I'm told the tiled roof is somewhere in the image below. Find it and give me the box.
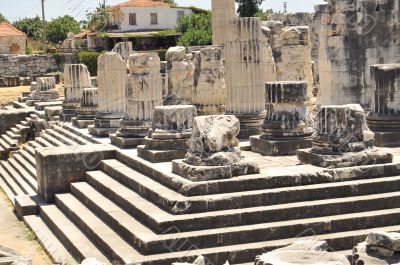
[75,30,92,39]
[0,22,26,37]
[110,0,170,10]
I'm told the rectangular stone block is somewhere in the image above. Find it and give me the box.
[15,195,44,219]
[0,109,33,134]
[137,146,187,163]
[109,134,145,149]
[250,135,312,156]
[36,144,117,202]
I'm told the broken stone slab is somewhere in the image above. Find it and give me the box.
[297,148,393,168]
[128,52,160,74]
[111,41,133,62]
[353,241,400,265]
[255,240,349,265]
[172,159,260,181]
[367,232,400,251]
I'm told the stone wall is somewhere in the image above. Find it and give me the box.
[314,0,400,106]
[0,54,70,78]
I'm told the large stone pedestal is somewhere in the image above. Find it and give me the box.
[367,64,400,147]
[298,104,392,168]
[88,113,122,137]
[72,87,98,128]
[137,105,196,162]
[251,81,313,156]
[111,52,163,148]
[172,115,260,181]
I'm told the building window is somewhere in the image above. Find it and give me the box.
[177,11,185,22]
[150,13,158,25]
[129,13,137,25]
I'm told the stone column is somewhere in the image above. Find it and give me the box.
[224,17,267,139]
[297,104,392,168]
[30,77,59,103]
[192,46,226,115]
[137,105,197,162]
[110,52,163,148]
[72,87,98,129]
[212,0,235,45]
[250,81,313,156]
[111,41,133,62]
[164,46,195,105]
[61,64,91,121]
[88,52,127,137]
[367,64,400,146]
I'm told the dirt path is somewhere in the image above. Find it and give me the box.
[0,86,30,108]
[0,189,53,265]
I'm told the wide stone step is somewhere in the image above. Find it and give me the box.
[28,140,43,149]
[14,153,36,177]
[84,171,400,233]
[116,151,400,196]
[24,215,77,265]
[15,124,29,131]
[52,125,91,145]
[101,159,400,214]
[7,158,37,193]
[10,127,21,135]
[34,137,55,148]
[44,129,78,146]
[62,179,400,254]
[18,149,36,167]
[40,205,109,264]
[0,161,36,196]
[55,194,143,264]
[6,130,20,139]
[59,123,99,144]
[1,134,18,147]
[0,165,25,202]
[41,132,66,147]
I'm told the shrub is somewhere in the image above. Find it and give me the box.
[25,46,33,55]
[176,13,211,47]
[76,51,101,76]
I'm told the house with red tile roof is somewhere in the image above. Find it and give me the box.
[108,0,192,32]
[0,22,27,54]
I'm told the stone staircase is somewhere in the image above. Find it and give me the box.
[25,149,400,265]
[0,122,98,205]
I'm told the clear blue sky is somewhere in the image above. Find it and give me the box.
[0,0,325,22]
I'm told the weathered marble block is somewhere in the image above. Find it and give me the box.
[72,87,98,129]
[61,64,92,121]
[88,52,127,137]
[164,46,195,105]
[192,46,226,115]
[251,81,313,156]
[110,52,162,148]
[298,104,393,168]
[368,64,400,146]
[173,115,259,181]
[31,77,59,102]
[137,105,197,162]
[212,0,235,45]
[111,41,133,62]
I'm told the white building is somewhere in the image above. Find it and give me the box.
[108,0,193,32]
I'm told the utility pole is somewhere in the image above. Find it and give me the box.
[41,0,47,53]
[283,1,288,13]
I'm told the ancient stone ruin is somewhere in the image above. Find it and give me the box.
[60,64,92,121]
[110,52,163,148]
[3,0,400,265]
[137,105,197,162]
[251,81,313,156]
[88,52,127,137]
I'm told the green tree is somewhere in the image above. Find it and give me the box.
[235,0,265,17]
[0,13,8,23]
[13,16,43,40]
[255,8,274,21]
[47,15,81,43]
[177,12,211,47]
[83,3,110,31]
